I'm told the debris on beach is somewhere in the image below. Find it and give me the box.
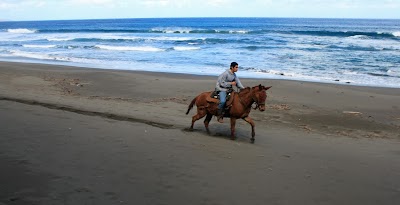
[343,111,362,115]
[298,124,312,132]
[270,104,291,110]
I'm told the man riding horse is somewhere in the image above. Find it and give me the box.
[215,62,245,123]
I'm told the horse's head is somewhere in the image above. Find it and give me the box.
[252,84,272,111]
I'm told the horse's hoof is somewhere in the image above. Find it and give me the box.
[230,137,236,140]
[250,138,255,143]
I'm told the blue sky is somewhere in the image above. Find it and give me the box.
[1,0,400,21]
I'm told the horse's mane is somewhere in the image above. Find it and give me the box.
[238,87,251,98]
[240,87,251,93]
[238,85,268,96]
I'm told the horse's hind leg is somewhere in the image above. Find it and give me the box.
[230,118,237,140]
[190,109,207,130]
[243,116,256,143]
[203,114,213,134]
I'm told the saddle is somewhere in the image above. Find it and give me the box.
[206,90,236,108]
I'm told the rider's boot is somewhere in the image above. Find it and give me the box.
[217,109,224,123]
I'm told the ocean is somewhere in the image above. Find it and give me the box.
[0,18,399,88]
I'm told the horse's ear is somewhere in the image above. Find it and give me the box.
[258,84,262,90]
[264,86,272,90]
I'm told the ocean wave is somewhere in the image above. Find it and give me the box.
[327,45,381,52]
[7,28,37,34]
[23,44,57,48]
[151,27,193,34]
[348,35,370,39]
[47,37,75,41]
[148,36,198,41]
[9,50,72,61]
[38,29,146,33]
[46,36,202,43]
[7,49,109,66]
[242,45,274,50]
[228,30,249,34]
[387,69,400,77]
[173,46,200,51]
[95,45,165,52]
[150,27,231,34]
[33,27,254,35]
[367,72,399,78]
[289,30,399,39]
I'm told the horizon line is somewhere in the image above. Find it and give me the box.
[2,16,400,22]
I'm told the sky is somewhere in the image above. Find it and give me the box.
[1,0,400,21]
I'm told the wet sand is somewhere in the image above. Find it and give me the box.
[1,61,400,205]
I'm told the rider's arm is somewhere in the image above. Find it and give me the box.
[235,76,245,89]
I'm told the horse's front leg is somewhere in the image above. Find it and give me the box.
[243,116,255,143]
[230,118,237,140]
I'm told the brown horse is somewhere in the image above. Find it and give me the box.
[186,84,271,143]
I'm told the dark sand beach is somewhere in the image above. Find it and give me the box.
[1,61,400,205]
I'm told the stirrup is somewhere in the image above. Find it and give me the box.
[217,116,224,123]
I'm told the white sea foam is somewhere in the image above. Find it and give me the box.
[7,28,36,34]
[8,50,102,65]
[348,35,369,39]
[151,27,192,34]
[102,35,140,40]
[95,45,164,52]
[387,69,399,77]
[9,50,70,61]
[148,36,193,41]
[47,37,74,41]
[393,31,400,37]
[23,44,56,48]
[229,30,248,34]
[173,46,200,51]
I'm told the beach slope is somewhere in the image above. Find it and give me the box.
[1,61,400,205]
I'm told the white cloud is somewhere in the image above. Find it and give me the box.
[207,0,230,7]
[140,0,170,7]
[66,0,118,7]
[0,0,45,9]
[139,0,192,8]
[0,2,16,9]
[67,0,114,4]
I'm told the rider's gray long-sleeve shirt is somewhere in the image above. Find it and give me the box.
[215,69,245,92]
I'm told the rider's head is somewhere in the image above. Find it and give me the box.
[230,62,238,72]
[230,62,238,69]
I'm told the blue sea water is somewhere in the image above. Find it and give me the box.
[0,18,399,88]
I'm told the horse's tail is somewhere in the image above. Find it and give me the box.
[186,96,197,115]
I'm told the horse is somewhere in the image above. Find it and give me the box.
[186,84,271,143]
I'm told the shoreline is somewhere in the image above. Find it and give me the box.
[2,60,400,89]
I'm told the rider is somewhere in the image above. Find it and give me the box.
[215,62,245,123]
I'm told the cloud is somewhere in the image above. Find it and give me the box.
[206,0,230,7]
[0,2,15,9]
[67,0,114,4]
[0,0,45,9]
[139,0,192,8]
[66,0,118,7]
[140,0,170,7]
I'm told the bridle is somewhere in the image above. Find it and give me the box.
[251,89,265,110]
[238,87,265,110]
